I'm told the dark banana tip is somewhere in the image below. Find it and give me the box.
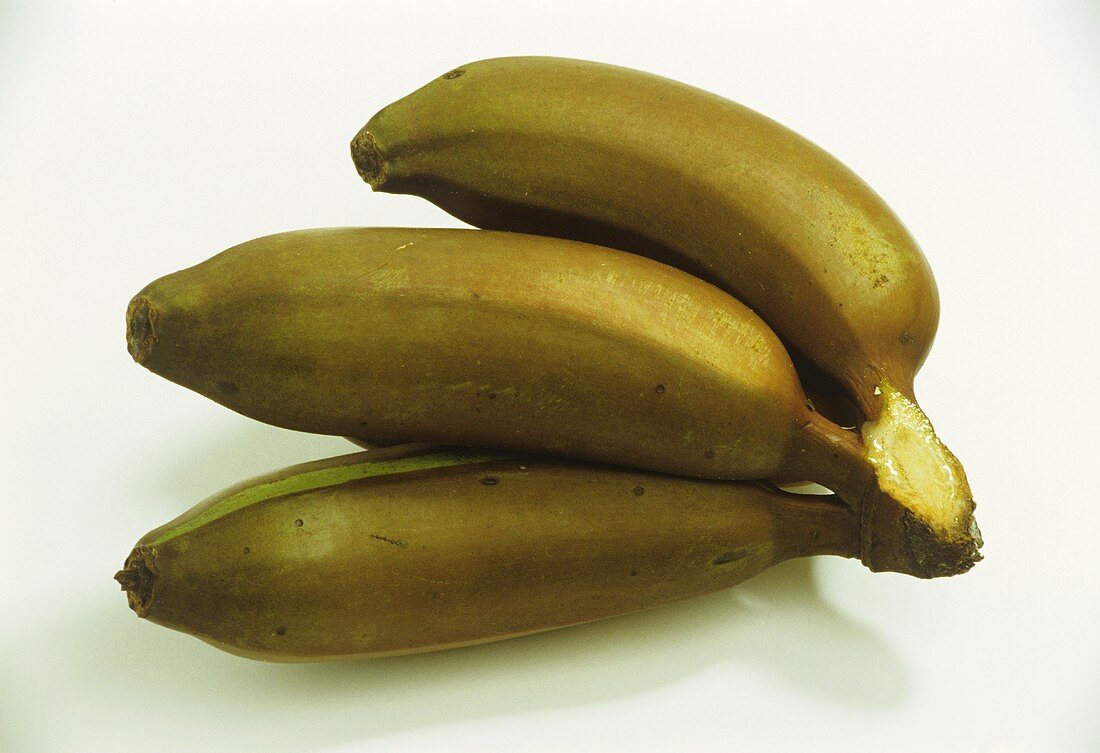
[115,548,156,616]
[125,295,158,364]
[350,127,387,188]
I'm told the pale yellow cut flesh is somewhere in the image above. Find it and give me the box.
[862,381,976,543]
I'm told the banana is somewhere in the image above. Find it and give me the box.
[115,445,858,661]
[127,227,979,576]
[350,57,935,424]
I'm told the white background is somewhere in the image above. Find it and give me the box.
[2,1,1097,751]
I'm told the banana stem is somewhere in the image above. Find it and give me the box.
[786,411,876,506]
[847,367,917,423]
[767,489,861,561]
[785,410,979,578]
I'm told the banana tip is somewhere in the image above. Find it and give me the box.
[115,547,156,616]
[350,127,387,188]
[126,295,158,364]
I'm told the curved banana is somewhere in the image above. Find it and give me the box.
[116,445,858,660]
[127,227,978,576]
[351,56,934,423]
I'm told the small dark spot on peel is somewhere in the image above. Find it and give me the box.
[275,626,286,636]
[216,380,240,396]
[370,533,405,548]
[632,486,645,496]
[489,392,497,400]
[654,384,666,394]
[471,292,480,300]
[630,568,638,576]
[704,449,716,460]
[294,519,303,528]
[480,476,500,486]
[899,332,915,344]
[442,68,465,80]
[242,546,251,554]
[712,551,742,565]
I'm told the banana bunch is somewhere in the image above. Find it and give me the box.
[117,57,981,662]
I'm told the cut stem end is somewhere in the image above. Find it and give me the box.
[861,493,982,577]
[859,379,982,577]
